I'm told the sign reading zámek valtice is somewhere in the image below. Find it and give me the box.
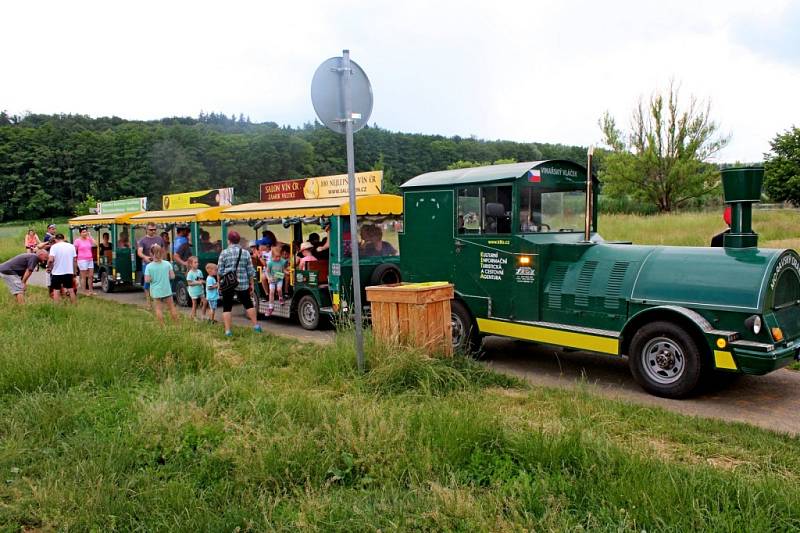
[162,188,234,210]
[260,171,382,202]
[96,197,147,215]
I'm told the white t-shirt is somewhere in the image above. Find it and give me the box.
[49,241,77,275]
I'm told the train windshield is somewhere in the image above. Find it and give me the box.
[519,187,585,233]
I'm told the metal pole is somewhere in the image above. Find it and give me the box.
[584,145,594,241]
[341,50,366,372]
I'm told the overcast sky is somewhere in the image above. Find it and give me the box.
[3,0,798,162]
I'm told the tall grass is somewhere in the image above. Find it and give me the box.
[1,287,799,530]
[600,209,800,247]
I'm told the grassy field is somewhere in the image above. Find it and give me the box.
[1,289,799,530]
[601,208,800,248]
[0,218,67,263]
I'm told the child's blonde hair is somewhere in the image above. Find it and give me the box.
[205,262,217,274]
[188,255,199,267]
[150,243,165,261]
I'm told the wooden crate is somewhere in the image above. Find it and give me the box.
[366,282,454,356]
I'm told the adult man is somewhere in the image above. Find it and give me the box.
[42,224,57,248]
[0,249,49,303]
[217,230,261,337]
[359,224,397,257]
[315,220,331,260]
[173,226,189,254]
[172,226,192,268]
[137,223,165,306]
[47,234,77,304]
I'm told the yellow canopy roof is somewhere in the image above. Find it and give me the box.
[219,194,402,221]
[68,212,142,226]
[129,206,225,224]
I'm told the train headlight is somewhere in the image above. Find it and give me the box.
[744,315,762,334]
[518,255,532,266]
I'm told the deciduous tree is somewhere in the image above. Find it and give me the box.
[764,126,800,205]
[599,83,729,212]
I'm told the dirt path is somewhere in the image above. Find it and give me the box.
[483,337,800,436]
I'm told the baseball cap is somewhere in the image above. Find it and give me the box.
[300,241,314,251]
[48,224,56,229]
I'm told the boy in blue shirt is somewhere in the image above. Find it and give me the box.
[205,262,219,322]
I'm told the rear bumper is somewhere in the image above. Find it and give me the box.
[732,340,800,375]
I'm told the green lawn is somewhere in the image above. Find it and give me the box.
[0,289,799,530]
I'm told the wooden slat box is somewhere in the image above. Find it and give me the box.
[366,282,454,356]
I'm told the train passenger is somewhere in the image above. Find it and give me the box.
[315,220,331,260]
[360,224,397,257]
[297,242,317,269]
[99,232,113,260]
[199,230,214,252]
[265,244,287,315]
[256,230,276,248]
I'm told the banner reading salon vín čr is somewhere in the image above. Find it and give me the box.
[96,197,147,215]
[260,171,382,202]
[162,188,234,210]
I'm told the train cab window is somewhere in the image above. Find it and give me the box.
[457,187,481,234]
[520,186,586,233]
[457,185,512,234]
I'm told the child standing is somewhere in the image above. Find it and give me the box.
[205,262,219,322]
[265,244,287,316]
[143,244,178,325]
[280,243,292,300]
[186,256,205,320]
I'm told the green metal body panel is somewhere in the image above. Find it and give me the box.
[226,212,401,325]
[400,161,800,376]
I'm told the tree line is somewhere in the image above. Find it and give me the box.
[0,111,586,221]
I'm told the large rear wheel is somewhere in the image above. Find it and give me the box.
[628,321,705,398]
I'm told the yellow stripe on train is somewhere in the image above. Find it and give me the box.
[476,318,619,355]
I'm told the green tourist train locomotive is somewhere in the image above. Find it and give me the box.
[399,162,800,398]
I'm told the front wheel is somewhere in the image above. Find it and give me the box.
[100,271,114,293]
[628,321,706,399]
[451,300,480,355]
[297,294,321,330]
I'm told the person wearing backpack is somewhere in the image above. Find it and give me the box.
[217,230,262,337]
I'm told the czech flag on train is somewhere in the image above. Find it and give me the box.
[527,169,541,182]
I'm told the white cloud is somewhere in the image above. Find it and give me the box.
[2,0,798,161]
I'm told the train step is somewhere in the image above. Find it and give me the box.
[258,298,291,319]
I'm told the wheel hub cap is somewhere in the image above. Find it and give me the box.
[451,313,464,347]
[642,337,685,385]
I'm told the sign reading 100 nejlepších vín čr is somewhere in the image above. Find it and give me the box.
[260,171,382,202]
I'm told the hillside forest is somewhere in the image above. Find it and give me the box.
[0,112,588,221]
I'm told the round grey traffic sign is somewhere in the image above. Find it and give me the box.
[311,56,373,134]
